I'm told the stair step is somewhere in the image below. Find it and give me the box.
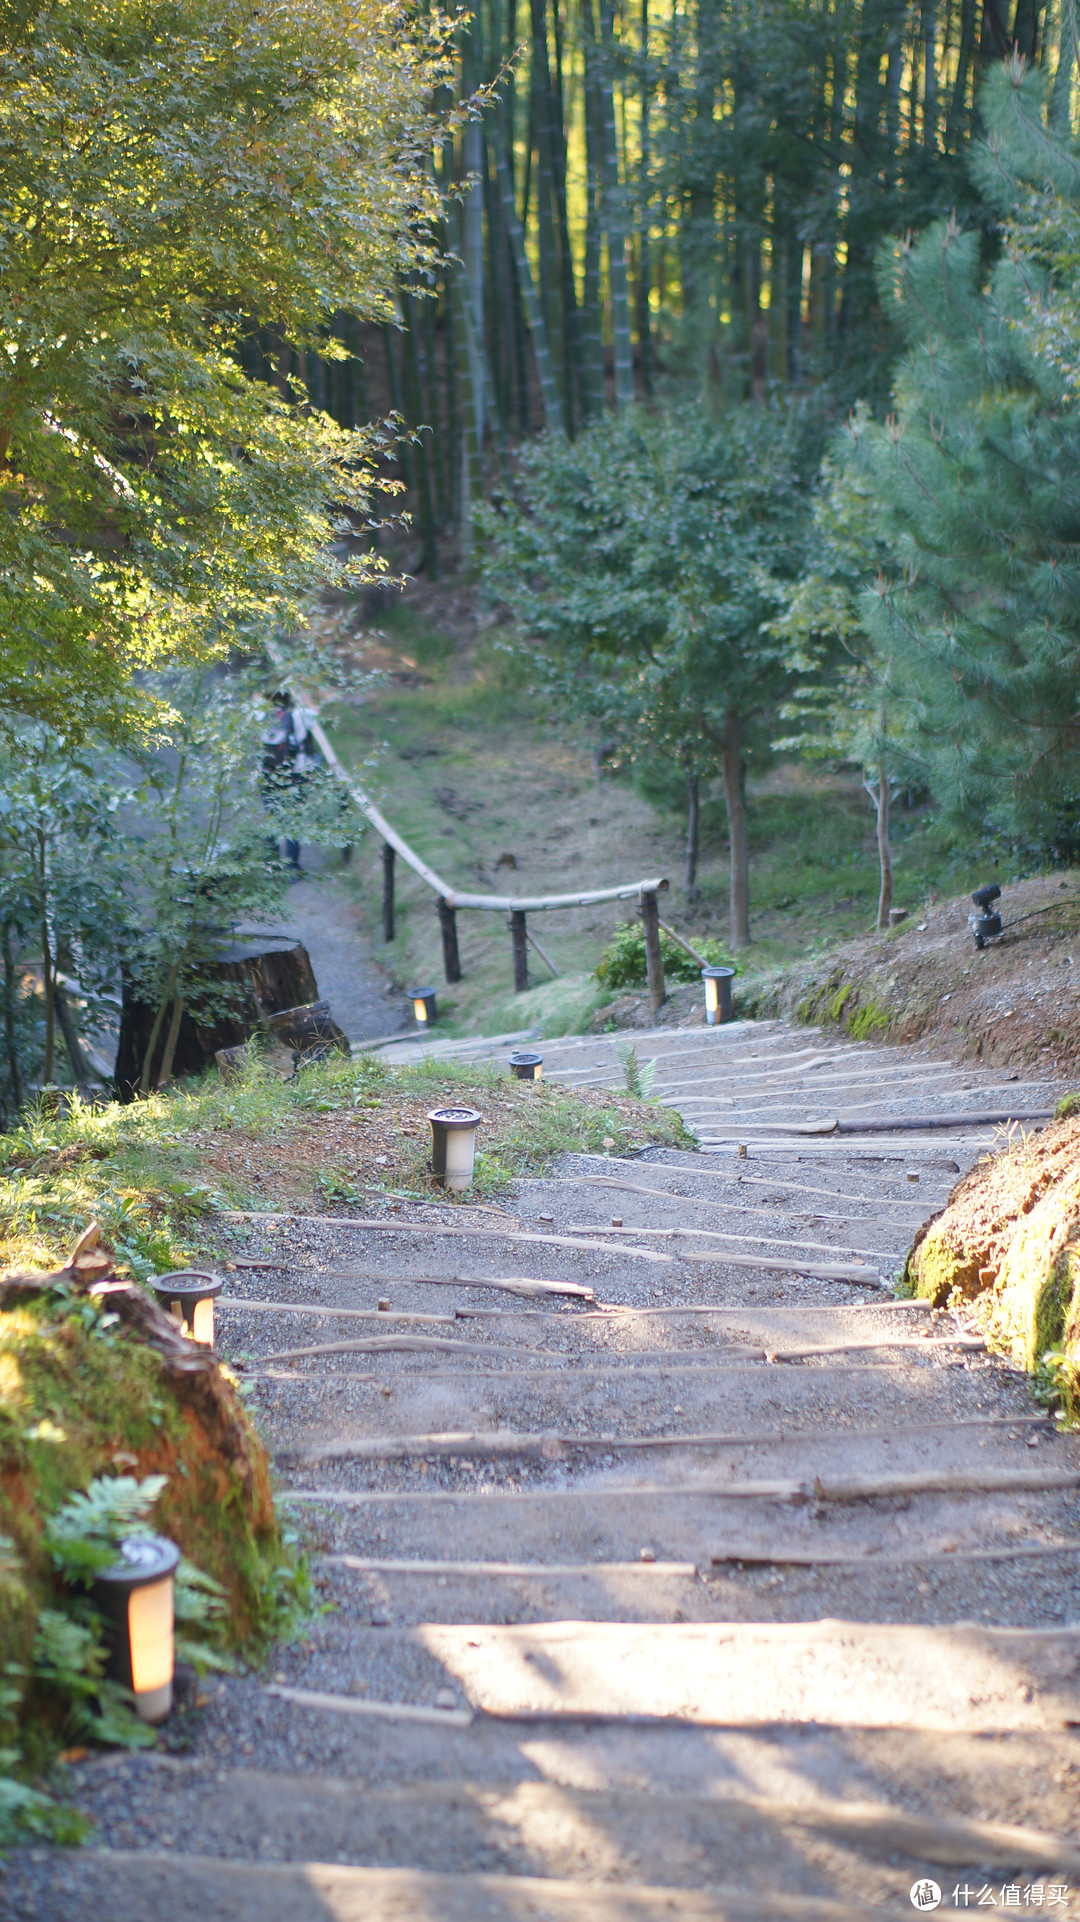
[289,1619,1080,1730]
[54,1851,879,1920]
[75,1774,1080,1880]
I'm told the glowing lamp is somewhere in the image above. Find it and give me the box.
[410,987,438,1027]
[428,1106,483,1192]
[92,1535,180,1724]
[701,965,735,1026]
[508,1051,543,1082]
[152,1269,223,1347]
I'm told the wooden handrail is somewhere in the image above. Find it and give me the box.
[302,706,667,914]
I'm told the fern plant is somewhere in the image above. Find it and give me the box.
[616,1041,658,1100]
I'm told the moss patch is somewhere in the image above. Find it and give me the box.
[0,1240,290,1765]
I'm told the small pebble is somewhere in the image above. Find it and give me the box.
[377,1298,390,1312]
[640,1547,656,1563]
[611,1216,623,1227]
[370,1608,392,1627]
[434,1688,457,1709]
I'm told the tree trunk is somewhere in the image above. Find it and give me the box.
[41,920,55,1087]
[581,0,606,416]
[2,922,22,1111]
[599,0,634,410]
[720,711,750,950]
[157,995,185,1090]
[54,987,95,1088]
[450,269,482,564]
[636,0,653,395]
[685,772,700,897]
[921,0,938,146]
[872,760,894,932]
[494,141,566,434]
[400,289,439,577]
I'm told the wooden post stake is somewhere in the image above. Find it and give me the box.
[439,898,462,984]
[381,842,395,942]
[640,887,666,1020]
[511,910,529,992]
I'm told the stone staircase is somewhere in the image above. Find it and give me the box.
[8,1019,1080,1919]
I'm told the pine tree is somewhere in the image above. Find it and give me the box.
[837,63,1080,850]
[478,401,817,946]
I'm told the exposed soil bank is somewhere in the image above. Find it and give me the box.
[780,872,1080,1072]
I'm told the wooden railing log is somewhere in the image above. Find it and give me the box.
[381,841,395,943]
[511,910,529,993]
[641,887,666,1019]
[439,899,462,984]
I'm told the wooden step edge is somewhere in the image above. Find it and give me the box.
[319,1555,700,1576]
[264,1684,473,1727]
[276,1409,1047,1464]
[280,1466,1080,1507]
[710,1538,1080,1569]
[74,1852,867,1920]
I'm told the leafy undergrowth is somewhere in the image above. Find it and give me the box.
[0,1238,301,1846]
[0,1048,694,1278]
[903,1113,1080,1422]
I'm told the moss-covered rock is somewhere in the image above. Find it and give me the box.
[904,1117,1080,1418]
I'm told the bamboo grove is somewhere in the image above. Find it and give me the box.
[236,0,1076,570]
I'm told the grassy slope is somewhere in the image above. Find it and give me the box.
[321,591,986,1036]
[0,1050,692,1280]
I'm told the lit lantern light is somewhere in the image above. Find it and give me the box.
[701,965,736,1026]
[508,1050,543,1082]
[152,1269,224,1347]
[92,1535,181,1724]
[428,1105,483,1192]
[410,986,438,1027]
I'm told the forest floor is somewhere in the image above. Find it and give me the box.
[312,577,1056,1052]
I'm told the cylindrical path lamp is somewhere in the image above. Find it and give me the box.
[410,987,438,1027]
[92,1535,181,1724]
[428,1106,483,1191]
[508,1051,543,1082]
[701,965,736,1026]
[152,1270,224,1347]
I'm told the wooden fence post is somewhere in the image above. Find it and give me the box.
[439,898,462,983]
[640,887,666,1020]
[381,842,395,942]
[510,910,529,992]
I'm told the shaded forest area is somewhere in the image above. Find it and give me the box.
[249,0,1071,567]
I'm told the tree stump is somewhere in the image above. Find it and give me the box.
[114,935,335,1099]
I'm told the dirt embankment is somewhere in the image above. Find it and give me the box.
[781,872,1080,1073]
[905,1115,1080,1419]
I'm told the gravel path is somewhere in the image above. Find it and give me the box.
[6,1020,1080,1919]
[260,851,409,1044]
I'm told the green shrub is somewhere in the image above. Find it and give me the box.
[593,922,731,990]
